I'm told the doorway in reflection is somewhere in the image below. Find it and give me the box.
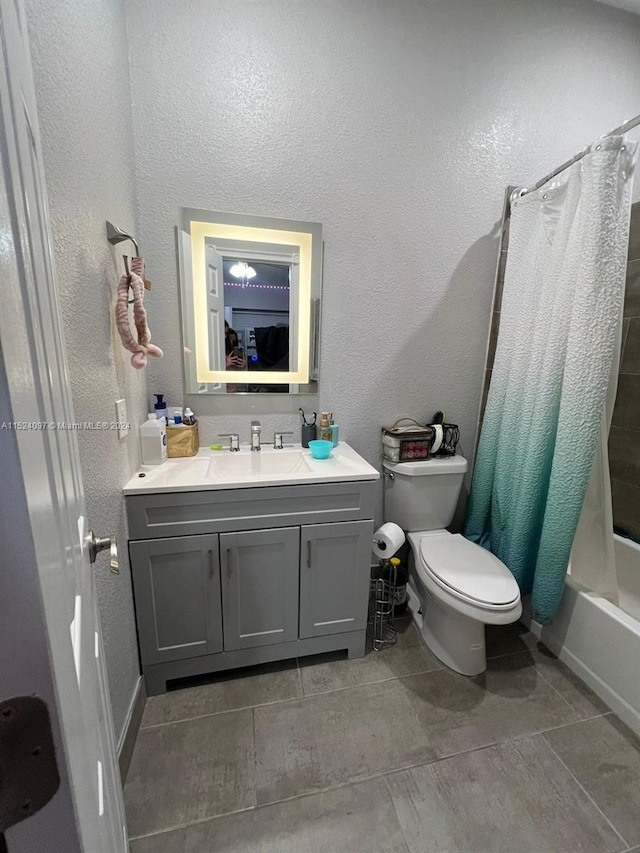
[223,259,291,393]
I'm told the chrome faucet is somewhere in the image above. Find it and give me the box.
[219,433,240,452]
[273,431,294,450]
[250,420,262,451]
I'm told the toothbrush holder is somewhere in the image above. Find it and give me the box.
[301,423,316,448]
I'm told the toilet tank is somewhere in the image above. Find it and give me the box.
[383,455,468,532]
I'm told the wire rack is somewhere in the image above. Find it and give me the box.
[369,561,398,651]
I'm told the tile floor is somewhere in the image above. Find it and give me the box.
[125,620,640,852]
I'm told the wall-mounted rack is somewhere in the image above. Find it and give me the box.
[106,221,139,276]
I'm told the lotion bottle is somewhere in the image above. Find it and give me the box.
[318,411,332,442]
[330,413,339,447]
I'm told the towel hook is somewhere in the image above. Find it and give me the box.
[107,220,140,275]
[107,220,142,301]
[106,220,139,256]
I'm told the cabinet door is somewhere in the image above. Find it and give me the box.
[220,527,299,651]
[130,534,222,665]
[300,521,373,639]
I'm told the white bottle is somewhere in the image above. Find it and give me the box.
[140,413,167,465]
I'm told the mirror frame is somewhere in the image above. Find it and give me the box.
[178,208,322,395]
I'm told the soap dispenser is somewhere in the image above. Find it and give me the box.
[154,393,168,422]
[318,411,332,442]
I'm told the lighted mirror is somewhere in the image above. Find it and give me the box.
[178,209,322,395]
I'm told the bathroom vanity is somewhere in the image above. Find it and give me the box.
[123,443,379,694]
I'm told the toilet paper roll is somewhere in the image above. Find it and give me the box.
[372,522,405,559]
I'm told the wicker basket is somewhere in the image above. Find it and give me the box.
[166,422,199,457]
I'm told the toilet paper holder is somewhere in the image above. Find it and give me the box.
[369,522,406,650]
[369,561,399,651]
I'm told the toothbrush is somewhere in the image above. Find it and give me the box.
[299,408,317,427]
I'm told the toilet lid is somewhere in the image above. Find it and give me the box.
[419,534,520,606]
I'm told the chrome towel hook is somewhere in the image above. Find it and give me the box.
[106,220,139,256]
[106,220,140,276]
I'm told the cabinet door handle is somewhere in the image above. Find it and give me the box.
[307,540,312,569]
[208,549,214,580]
[226,547,233,578]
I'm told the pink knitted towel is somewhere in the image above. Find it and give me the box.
[115,257,163,369]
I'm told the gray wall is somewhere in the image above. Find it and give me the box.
[125,0,640,521]
[224,285,290,313]
[26,0,145,740]
[610,203,640,539]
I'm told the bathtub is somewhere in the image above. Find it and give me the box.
[524,534,640,738]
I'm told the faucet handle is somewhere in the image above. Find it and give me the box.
[273,431,294,449]
[219,433,240,452]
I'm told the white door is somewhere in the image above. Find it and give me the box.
[206,243,226,390]
[0,1,128,851]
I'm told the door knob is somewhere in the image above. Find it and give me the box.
[87,531,119,574]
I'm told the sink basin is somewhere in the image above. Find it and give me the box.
[123,442,380,494]
[208,449,313,478]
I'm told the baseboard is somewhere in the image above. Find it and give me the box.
[552,644,640,737]
[117,676,146,783]
[521,607,640,738]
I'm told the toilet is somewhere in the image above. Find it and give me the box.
[383,454,521,676]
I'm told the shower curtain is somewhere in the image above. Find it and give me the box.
[569,306,623,604]
[465,136,637,626]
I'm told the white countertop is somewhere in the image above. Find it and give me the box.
[122,441,380,495]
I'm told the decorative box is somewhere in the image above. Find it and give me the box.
[166,422,199,457]
[382,418,434,462]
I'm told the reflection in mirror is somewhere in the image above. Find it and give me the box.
[223,258,291,393]
[178,209,322,395]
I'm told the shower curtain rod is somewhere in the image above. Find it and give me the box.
[515,111,640,199]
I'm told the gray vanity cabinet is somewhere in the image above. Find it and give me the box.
[126,479,376,695]
[129,534,222,666]
[299,521,372,639]
[220,527,300,651]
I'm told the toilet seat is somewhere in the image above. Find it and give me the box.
[417,533,520,611]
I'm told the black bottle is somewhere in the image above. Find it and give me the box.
[388,557,408,616]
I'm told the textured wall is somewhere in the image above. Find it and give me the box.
[610,203,640,539]
[124,0,640,521]
[25,0,145,740]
